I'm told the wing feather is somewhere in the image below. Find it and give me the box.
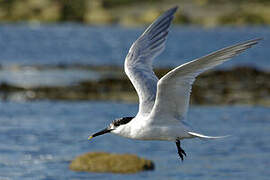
[149,38,262,123]
[125,6,178,115]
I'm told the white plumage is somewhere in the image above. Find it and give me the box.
[89,6,261,161]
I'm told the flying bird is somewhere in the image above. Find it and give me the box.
[88,6,261,161]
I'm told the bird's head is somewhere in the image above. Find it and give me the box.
[88,116,134,140]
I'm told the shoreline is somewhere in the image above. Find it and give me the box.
[0,65,269,106]
[1,1,270,27]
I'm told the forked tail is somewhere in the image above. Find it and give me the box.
[188,132,230,139]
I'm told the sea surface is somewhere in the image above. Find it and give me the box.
[0,24,269,70]
[0,24,269,87]
[0,101,269,180]
[0,24,269,179]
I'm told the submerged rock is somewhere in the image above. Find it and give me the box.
[69,152,154,174]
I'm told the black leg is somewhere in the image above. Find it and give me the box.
[175,139,186,161]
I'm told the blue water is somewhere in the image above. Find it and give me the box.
[0,24,269,70]
[0,101,269,180]
[0,67,100,87]
[0,24,269,179]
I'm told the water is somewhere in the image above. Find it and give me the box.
[0,66,100,87]
[0,24,269,87]
[0,24,269,70]
[0,24,269,179]
[0,101,269,180]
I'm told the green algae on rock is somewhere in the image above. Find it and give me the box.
[69,152,154,174]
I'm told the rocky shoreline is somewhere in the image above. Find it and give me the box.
[0,0,270,27]
[0,65,269,106]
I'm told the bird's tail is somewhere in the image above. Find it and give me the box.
[188,132,230,139]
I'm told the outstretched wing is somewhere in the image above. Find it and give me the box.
[149,38,261,123]
[125,6,178,116]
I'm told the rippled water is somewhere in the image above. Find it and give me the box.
[0,101,269,180]
[0,24,269,70]
[0,24,269,179]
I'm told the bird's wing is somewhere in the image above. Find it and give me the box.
[125,6,178,116]
[149,38,261,123]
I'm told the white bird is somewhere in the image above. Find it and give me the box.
[88,6,261,161]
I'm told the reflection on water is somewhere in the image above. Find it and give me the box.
[0,66,100,87]
[0,101,269,180]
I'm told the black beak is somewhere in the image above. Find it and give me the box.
[88,128,112,140]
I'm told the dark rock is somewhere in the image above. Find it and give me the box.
[0,66,269,106]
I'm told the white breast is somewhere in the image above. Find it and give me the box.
[112,116,192,141]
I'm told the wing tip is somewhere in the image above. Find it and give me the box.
[244,37,263,46]
[252,37,263,41]
[170,6,179,13]
[163,6,179,16]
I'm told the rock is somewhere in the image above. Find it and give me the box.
[174,12,191,24]
[59,0,86,21]
[84,0,114,24]
[139,8,162,24]
[1,0,270,26]
[69,152,154,174]
[5,0,61,22]
[218,11,268,25]
[0,65,269,106]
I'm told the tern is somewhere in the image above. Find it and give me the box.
[88,6,261,161]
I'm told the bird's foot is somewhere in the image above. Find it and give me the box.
[175,139,186,161]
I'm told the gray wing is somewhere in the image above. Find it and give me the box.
[125,6,178,116]
[149,38,261,123]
